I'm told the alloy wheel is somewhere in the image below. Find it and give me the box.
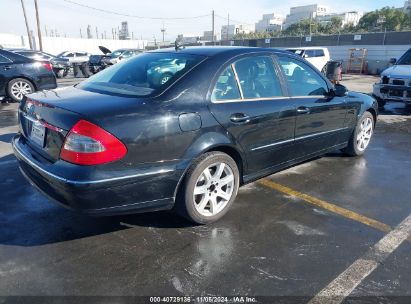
[193,162,235,217]
[356,117,373,152]
[10,81,32,101]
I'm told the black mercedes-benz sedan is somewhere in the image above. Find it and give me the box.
[12,47,378,224]
[0,49,57,102]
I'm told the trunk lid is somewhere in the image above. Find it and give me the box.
[19,86,143,162]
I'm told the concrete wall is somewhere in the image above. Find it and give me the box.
[326,45,410,74]
[0,33,147,56]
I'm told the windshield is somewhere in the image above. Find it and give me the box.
[77,52,205,97]
[397,50,411,65]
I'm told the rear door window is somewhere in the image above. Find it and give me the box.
[233,56,283,99]
[315,49,325,57]
[211,66,241,102]
[304,50,316,58]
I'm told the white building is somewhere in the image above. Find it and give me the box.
[404,0,411,14]
[201,30,219,42]
[255,13,284,33]
[317,11,364,27]
[221,24,255,40]
[284,4,329,29]
[177,34,200,44]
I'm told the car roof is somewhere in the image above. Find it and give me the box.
[0,49,33,62]
[150,46,290,57]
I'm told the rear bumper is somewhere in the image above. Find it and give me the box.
[12,135,179,215]
[373,83,411,103]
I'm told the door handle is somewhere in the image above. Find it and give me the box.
[3,66,12,70]
[297,107,310,114]
[230,113,250,124]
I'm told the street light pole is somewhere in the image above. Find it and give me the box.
[212,10,215,45]
[34,0,43,51]
[20,0,33,49]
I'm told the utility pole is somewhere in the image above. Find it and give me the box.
[34,0,43,51]
[80,28,83,38]
[227,13,230,41]
[20,0,33,49]
[212,10,215,45]
[161,22,166,43]
[96,27,98,39]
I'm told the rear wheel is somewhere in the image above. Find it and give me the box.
[341,111,374,156]
[7,78,34,102]
[175,152,239,224]
[56,69,65,78]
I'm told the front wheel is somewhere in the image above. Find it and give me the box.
[341,111,374,156]
[175,152,240,224]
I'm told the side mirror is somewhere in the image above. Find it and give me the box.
[332,84,348,97]
[389,58,397,65]
[118,56,123,60]
[303,54,308,58]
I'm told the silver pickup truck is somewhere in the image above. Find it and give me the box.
[373,48,411,109]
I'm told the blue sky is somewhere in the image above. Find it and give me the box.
[1,0,406,40]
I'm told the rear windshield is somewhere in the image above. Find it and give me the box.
[397,50,411,65]
[77,52,205,97]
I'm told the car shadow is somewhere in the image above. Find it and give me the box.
[0,133,15,143]
[0,153,195,247]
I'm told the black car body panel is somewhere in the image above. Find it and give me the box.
[11,50,70,78]
[0,50,57,97]
[13,47,378,215]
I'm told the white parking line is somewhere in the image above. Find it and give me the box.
[309,213,411,304]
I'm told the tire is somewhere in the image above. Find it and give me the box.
[341,111,374,156]
[7,78,35,102]
[56,69,64,78]
[175,152,240,224]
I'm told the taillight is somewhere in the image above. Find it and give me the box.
[60,120,127,165]
[42,62,53,71]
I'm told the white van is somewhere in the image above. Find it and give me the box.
[286,47,330,72]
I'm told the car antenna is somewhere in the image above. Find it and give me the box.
[175,39,185,52]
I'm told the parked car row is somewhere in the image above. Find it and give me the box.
[0,46,143,102]
[373,48,411,109]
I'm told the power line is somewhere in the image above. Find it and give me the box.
[63,0,211,20]
[214,14,254,26]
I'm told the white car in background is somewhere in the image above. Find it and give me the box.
[286,47,330,72]
[56,51,91,64]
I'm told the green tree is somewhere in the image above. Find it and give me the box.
[357,7,411,32]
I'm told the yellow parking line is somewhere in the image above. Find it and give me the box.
[258,179,393,234]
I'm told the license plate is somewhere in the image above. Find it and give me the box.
[30,122,46,147]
